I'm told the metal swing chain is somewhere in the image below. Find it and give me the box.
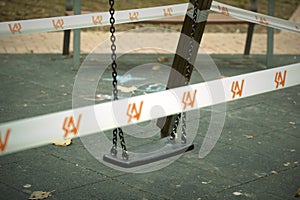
[170,0,199,144]
[109,0,128,160]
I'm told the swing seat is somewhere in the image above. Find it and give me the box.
[103,137,194,168]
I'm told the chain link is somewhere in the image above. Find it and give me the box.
[109,0,128,160]
[111,128,118,156]
[170,0,199,143]
[170,113,181,140]
[118,128,128,160]
[109,0,118,102]
[181,112,187,143]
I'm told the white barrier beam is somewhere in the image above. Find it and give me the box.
[0,63,299,155]
[210,1,300,33]
[0,1,299,37]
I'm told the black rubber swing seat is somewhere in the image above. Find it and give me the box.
[103,137,194,168]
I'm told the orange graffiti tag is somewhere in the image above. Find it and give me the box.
[187,6,193,12]
[129,12,139,21]
[255,16,269,26]
[163,8,173,16]
[231,80,245,99]
[274,70,287,89]
[62,114,82,138]
[182,89,197,110]
[8,23,22,34]
[52,19,64,29]
[218,5,229,15]
[92,15,103,25]
[0,129,11,152]
[127,101,144,123]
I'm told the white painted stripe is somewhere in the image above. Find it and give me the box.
[0,63,299,155]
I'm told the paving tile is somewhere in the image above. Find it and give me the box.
[179,136,289,184]
[37,138,126,178]
[0,182,29,199]
[0,148,43,165]
[52,179,162,200]
[207,146,284,183]
[227,102,300,130]
[0,73,72,122]
[211,166,300,200]
[0,152,107,194]
[262,86,300,113]
[115,161,235,200]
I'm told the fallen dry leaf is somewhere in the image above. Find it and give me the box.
[295,187,300,198]
[157,56,169,62]
[29,191,54,200]
[201,180,212,185]
[96,94,112,101]
[244,134,254,139]
[23,184,32,188]
[53,138,72,146]
[152,65,161,71]
[254,173,260,178]
[118,85,137,93]
[233,191,242,196]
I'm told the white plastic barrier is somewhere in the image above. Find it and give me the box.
[0,1,299,36]
[0,63,299,155]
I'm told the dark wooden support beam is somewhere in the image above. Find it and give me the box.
[157,0,213,138]
[244,0,257,55]
[62,0,73,55]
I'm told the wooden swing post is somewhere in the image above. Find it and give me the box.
[157,0,213,138]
